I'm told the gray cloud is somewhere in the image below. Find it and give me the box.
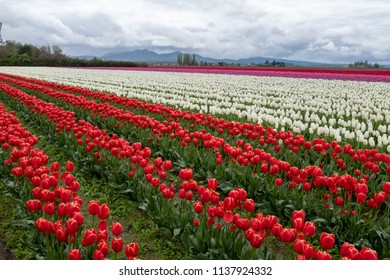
[1,0,390,63]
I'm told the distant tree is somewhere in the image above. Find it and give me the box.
[18,53,31,65]
[0,40,146,67]
[52,45,65,58]
[348,60,379,69]
[18,44,33,56]
[183,53,191,65]
[177,53,183,65]
[191,53,197,65]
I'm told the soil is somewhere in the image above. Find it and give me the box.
[0,235,14,260]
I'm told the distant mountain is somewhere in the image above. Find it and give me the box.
[101,49,182,64]
[80,49,340,66]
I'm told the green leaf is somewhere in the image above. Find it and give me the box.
[138,203,148,211]
[173,228,181,238]
[189,235,200,251]
[312,218,328,225]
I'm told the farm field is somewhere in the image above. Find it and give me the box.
[0,66,389,260]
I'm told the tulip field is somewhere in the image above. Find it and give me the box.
[0,66,389,260]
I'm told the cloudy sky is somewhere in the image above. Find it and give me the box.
[1,0,389,63]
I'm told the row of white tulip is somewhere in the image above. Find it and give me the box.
[1,66,390,152]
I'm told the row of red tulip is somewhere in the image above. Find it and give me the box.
[0,102,139,260]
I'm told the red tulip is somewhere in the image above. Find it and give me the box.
[292,210,306,221]
[262,215,278,229]
[207,178,218,190]
[356,192,367,204]
[335,196,344,206]
[112,222,123,236]
[179,168,193,180]
[70,181,80,192]
[303,243,314,259]
[11,167,23,177]
[125,242,139,258]
[373,191,387,205]
[26,199,42,213]
[244,199,255,212]
[383,182,390,194]
[293,239,306,255]
[57,202,68,217]
[313,250,332,260]
[360,247,378,260]
[193,219,199,227]
[293,218,304,232]
[275,178,283,186]
[66,161,75,172]
[163,160,172,171]
[98,220,108,231]
[68,249,81,260]
[50,161,60,172]
[340,242,359,259]
[60,188,72,203]
[236,188,247,200]
[97,240,110,256]
[279,228,296,243]
[320,232,335,250]
[64,173,75,186]
[111,237,123,253]
[367,198,377,209]
[72,212,84,226]
[67,202,80,217]
[88,200,100,216]
[302,221,316,237]
[55,226,67,242]
[35,218,52,235]
[93,249,105,260]
[97,229,108,241]
[80,228,97,246]
[43,202,55,215]
[193,201,204,214]
[66,218,78,235]
[98,203,110,220]
[247,231,263,248]
[272,223,283,238]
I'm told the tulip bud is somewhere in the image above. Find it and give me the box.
[302,221,316,237]
[193,201,204,214]
[26,199,42,213]
[66,218,78,235]
[68,249,81,260]
[98,203,110,220]
[66,161,75,172]
[320,232,335,250]
[125,242,139,258]
[112,222,123,236]
[111,237,123,253]
[207,178,218,190]
[360,247,378,260]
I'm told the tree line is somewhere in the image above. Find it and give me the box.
[0,41,146,67]
[348,60,380,69]
[177,53,197,66]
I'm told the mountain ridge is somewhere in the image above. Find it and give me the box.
[78,49,344,66]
